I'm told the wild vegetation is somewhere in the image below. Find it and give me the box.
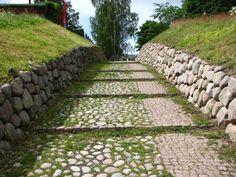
[151,14,236,73]
[0,13,93,83]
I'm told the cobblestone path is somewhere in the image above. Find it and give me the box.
[1,62,235,177]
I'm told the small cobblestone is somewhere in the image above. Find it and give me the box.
[132,72,155,79]
[144,98,193,126]
[156,134,236,177]
[128,64,148,70]
[40,97,154,128]
[0,135,164,176]
[138,81,166,94]
[69,82,140,95]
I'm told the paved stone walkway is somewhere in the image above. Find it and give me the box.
[1,62,235,177]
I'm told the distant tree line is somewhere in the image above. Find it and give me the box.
[136,0,236,50]
[90,0,138,60]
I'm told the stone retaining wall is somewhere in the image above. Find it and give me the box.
[136,43,236,139]
[0,46,105,155]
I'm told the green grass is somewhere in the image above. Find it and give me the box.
[151,14,236,74]
[0,12,94,83]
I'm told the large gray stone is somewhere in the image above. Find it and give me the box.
[226,123,236,142]
[0,121,4,139]
[52,69,59,78]
[16,128,25,140]
[0,100,13,122]
[19,111,30,126]
[228,99,236,124]
[212,87,221,100]
[213,71,226,86]
[216,107,228,125]
[5,123,17,141]
[22,89,34,109]
[33,95,42,108]
[1,84,12,98]
[228,77,236,96]
[202,79,209,89]
[219,87,233,107]
[11,77,23,96]
[197,79,204,89]
[0,140,11,155]
[206,99,216,116]
[10,97,23,113]
[206,83,214,95]
[206,71,214,82]
[0,91,5,105]
[212,102,223,117]
[202,93,210,105]
[193,89,200,103]
[174,62,183,75]
[203,65,210,79]
[214,66,225,72]
[19,71,32,83]
[25,83,36,94]
[38,76,45,89]
[10,114,21,128]
[220,76,229,89]
[197,90,205,107]
[31,72,39,85]
[192,60,201,74]
[39,90,48,103]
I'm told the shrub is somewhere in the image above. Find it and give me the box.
[136,21,169,50]
[182,0,236,17]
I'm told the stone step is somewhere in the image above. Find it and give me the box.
[91,69,148,72]
[108,61,139,64]
[63,93,176,98]
[35,97,194,130]
[2,133,234,177]
[66,81,167,95]
[77,78,158,82]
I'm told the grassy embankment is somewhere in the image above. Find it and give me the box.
[0,13,94,83]
[152,14,236,74]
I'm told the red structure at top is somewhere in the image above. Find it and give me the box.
[60,0,67,27]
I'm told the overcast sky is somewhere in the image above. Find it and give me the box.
[1,0,182,50]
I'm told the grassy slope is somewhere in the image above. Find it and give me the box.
[0,13,94,82]
[151,14,236,74]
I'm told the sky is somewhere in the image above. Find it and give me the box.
[1,0,182,51]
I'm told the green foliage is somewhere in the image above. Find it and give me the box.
[90,0,138,60]
[182,0,236,17]
[152,2,184,25]
[136,21,168,50]
[66,1,82,31]
[44,1,62,23]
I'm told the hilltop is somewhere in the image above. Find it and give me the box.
[0,13,94,82]
[152,14,236,74]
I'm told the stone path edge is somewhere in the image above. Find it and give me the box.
[63,93,179,98]
[76,78,158,82]
[108,61,139,64]
[32,125,206,134]
[89,70,148,72]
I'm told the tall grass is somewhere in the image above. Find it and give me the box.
[0,13,94,83]
[152,13,236,74]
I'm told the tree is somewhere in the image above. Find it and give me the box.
[66,1,82,31]
[182,0,236,17]
[90,0,138,60]
[152,2,184,25]
[135,21,168,50]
